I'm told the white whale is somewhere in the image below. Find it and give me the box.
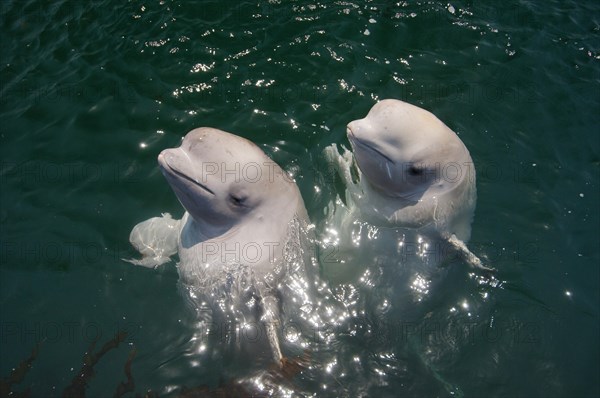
[324,99,490,272]
[126,127,315,366]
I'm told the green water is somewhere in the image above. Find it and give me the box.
[1,0,598,397]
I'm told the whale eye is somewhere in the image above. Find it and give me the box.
[407,165,424,176]
[229,194,247,207]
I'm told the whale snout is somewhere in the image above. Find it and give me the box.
[347,120,360,139]
[157,148,184,171]
[157,148,188,178]
[157,150,168,168]
[346,123,354,137]
[347,122,361,151]
[347,118,372,142]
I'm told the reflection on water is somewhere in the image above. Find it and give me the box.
[313,165,505,396]
[161,216,346,395]
[143,203,502,396]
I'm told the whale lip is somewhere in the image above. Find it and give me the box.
[347,130,395,165]
[158,151,215,195]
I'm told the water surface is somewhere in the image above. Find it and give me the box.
[1,1,598,397]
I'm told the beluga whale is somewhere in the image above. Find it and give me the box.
[126,127,318,367]
[323,99,492,274]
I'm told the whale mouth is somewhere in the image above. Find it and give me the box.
[158,153,215,195]
[347,130,395,165]
[170,166,215,195]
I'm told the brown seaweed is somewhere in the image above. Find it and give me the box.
[114,347,137,398]
[1,336,309,397]
[0,343,39,398]
[62,331,127,398]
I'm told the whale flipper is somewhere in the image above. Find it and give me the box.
[124,213,180,268]
[260,292,284,365]
[324,143,355,188]
[447,234,495,272]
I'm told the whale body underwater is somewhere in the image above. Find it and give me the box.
[127,127,318,367]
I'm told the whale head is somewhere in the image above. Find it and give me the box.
[346,99,474,202]
[158,127,298,235]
